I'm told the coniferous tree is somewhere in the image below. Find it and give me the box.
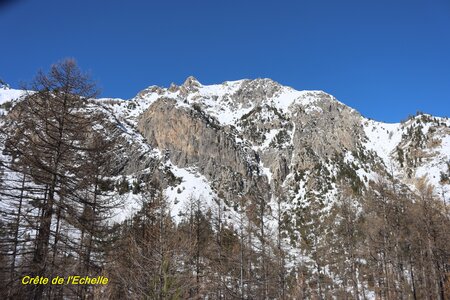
[0,59,116,299]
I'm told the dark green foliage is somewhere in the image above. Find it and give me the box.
[336,162,364,194]
[407,168,413,178]
[269,129,290,149]
[127,101,136,110]
[440,171,449,184]
[0,101,12,111]
[239,105,289,131]
[165,168,182,186]
[240,105,262,121]
[98,178,115,192]
[396,146,404,167]
[117,177,129,195]
[192,102,203,113]
[132,179,141,194]
[294,169,306,182]
[190,103,221,130]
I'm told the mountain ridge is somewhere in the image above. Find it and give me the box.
[2,77,449,198]
[1,76,449,298]
[1,78,450,229]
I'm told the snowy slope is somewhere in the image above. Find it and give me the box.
[0,87,24,104]
[0,87,26,115]
[362,119,403,169]
[363,114,450,194]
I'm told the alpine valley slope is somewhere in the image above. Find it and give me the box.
[1,78,450,296]
[1,78,449,222]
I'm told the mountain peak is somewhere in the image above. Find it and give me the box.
[183,76,201,88]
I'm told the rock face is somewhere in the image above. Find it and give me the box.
[134,79,367,204]
[231,78,283,108]
[294,96,363,167]
[138,97,268,199]
[249,92,365,180]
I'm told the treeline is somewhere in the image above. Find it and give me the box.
[100,174,450,299]
[0,60,449,299]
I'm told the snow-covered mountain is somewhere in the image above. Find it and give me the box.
[1,77,449,298]
[1,77,449,221]
[106,77,450,209]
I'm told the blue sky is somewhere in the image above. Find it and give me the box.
[1,0,449,122]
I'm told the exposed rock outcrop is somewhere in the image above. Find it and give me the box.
[137,97,269,199]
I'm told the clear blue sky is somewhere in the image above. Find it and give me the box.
[1,0,449,122]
